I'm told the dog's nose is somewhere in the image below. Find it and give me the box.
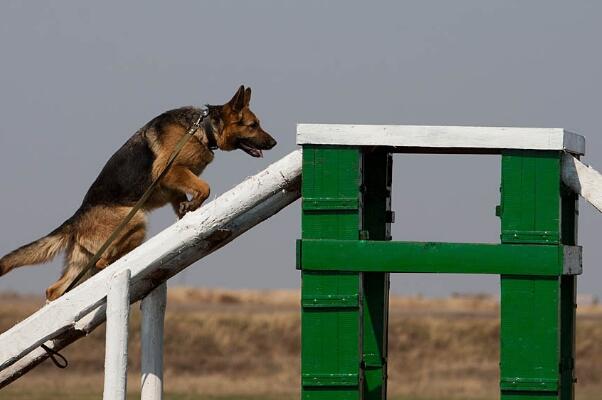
[266,136,277,149]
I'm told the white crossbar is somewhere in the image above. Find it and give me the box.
[297,124,585,155]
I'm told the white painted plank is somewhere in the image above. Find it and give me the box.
[297,124,585,154]
[0,150,302,374]
[141,283,167,400]
[562,154,602,212]
[103,269,131,400]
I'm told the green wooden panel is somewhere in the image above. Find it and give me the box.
[300,240,573,275]
[301,145,362,400]
[500,151,566,400]
[500,275,560,396]
[302,145,362,240]
[361,150,391,400]
[500,151,561,244]
[302,272,362,391]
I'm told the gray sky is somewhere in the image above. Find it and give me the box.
[0,1,601,297]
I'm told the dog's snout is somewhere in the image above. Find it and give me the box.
[266,136,277,149]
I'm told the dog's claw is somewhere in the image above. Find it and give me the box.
[178,200,202,217]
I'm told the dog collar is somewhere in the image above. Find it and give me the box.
[200,108,219,151]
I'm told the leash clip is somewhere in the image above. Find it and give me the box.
[194,107,209,127]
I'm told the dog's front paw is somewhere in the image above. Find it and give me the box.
[178,200,202,217]
[45,287,61,302]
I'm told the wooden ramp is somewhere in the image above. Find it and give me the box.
[0,149,302,387]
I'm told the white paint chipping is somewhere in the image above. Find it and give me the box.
[562,154,602,212]
[141,283,167,400]
[297,124,585,155]
[0,150,301,376]
[103,269,131,400]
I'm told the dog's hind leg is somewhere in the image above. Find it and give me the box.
[45,243,89,301]
[95,223,146,269]
[75,206,146,270]
[46,207,146,301]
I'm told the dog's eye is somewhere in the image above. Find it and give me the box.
[250,122,259,129]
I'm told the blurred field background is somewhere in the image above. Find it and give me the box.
[1,288,601,400]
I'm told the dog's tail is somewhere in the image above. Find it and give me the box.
[0,217,74,276]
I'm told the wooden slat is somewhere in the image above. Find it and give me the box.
[561,154,602,212]
[301,146,363,400]
[299,240,582,276]
[297,124,585,155]
[499,151,565,399]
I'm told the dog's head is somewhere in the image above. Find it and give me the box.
[214,85,277,157]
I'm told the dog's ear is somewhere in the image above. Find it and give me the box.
[243,87,252,107]
[227,85,246,111]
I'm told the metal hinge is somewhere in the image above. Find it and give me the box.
[301,294,360,309]
[302,373,359,387]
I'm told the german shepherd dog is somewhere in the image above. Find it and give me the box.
[0,86,276,301]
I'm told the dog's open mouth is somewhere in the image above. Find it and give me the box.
[238,140,264,158]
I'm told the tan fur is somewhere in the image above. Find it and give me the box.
[44,206,146,300]
[0,232,69,276]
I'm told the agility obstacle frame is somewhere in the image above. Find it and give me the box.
[296,124,586,400]
[1,124,602,399]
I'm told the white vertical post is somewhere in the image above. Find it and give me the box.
[141,283,167,400]
[103,269,131,400]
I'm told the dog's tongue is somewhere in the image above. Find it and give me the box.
[240,141,264,158]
